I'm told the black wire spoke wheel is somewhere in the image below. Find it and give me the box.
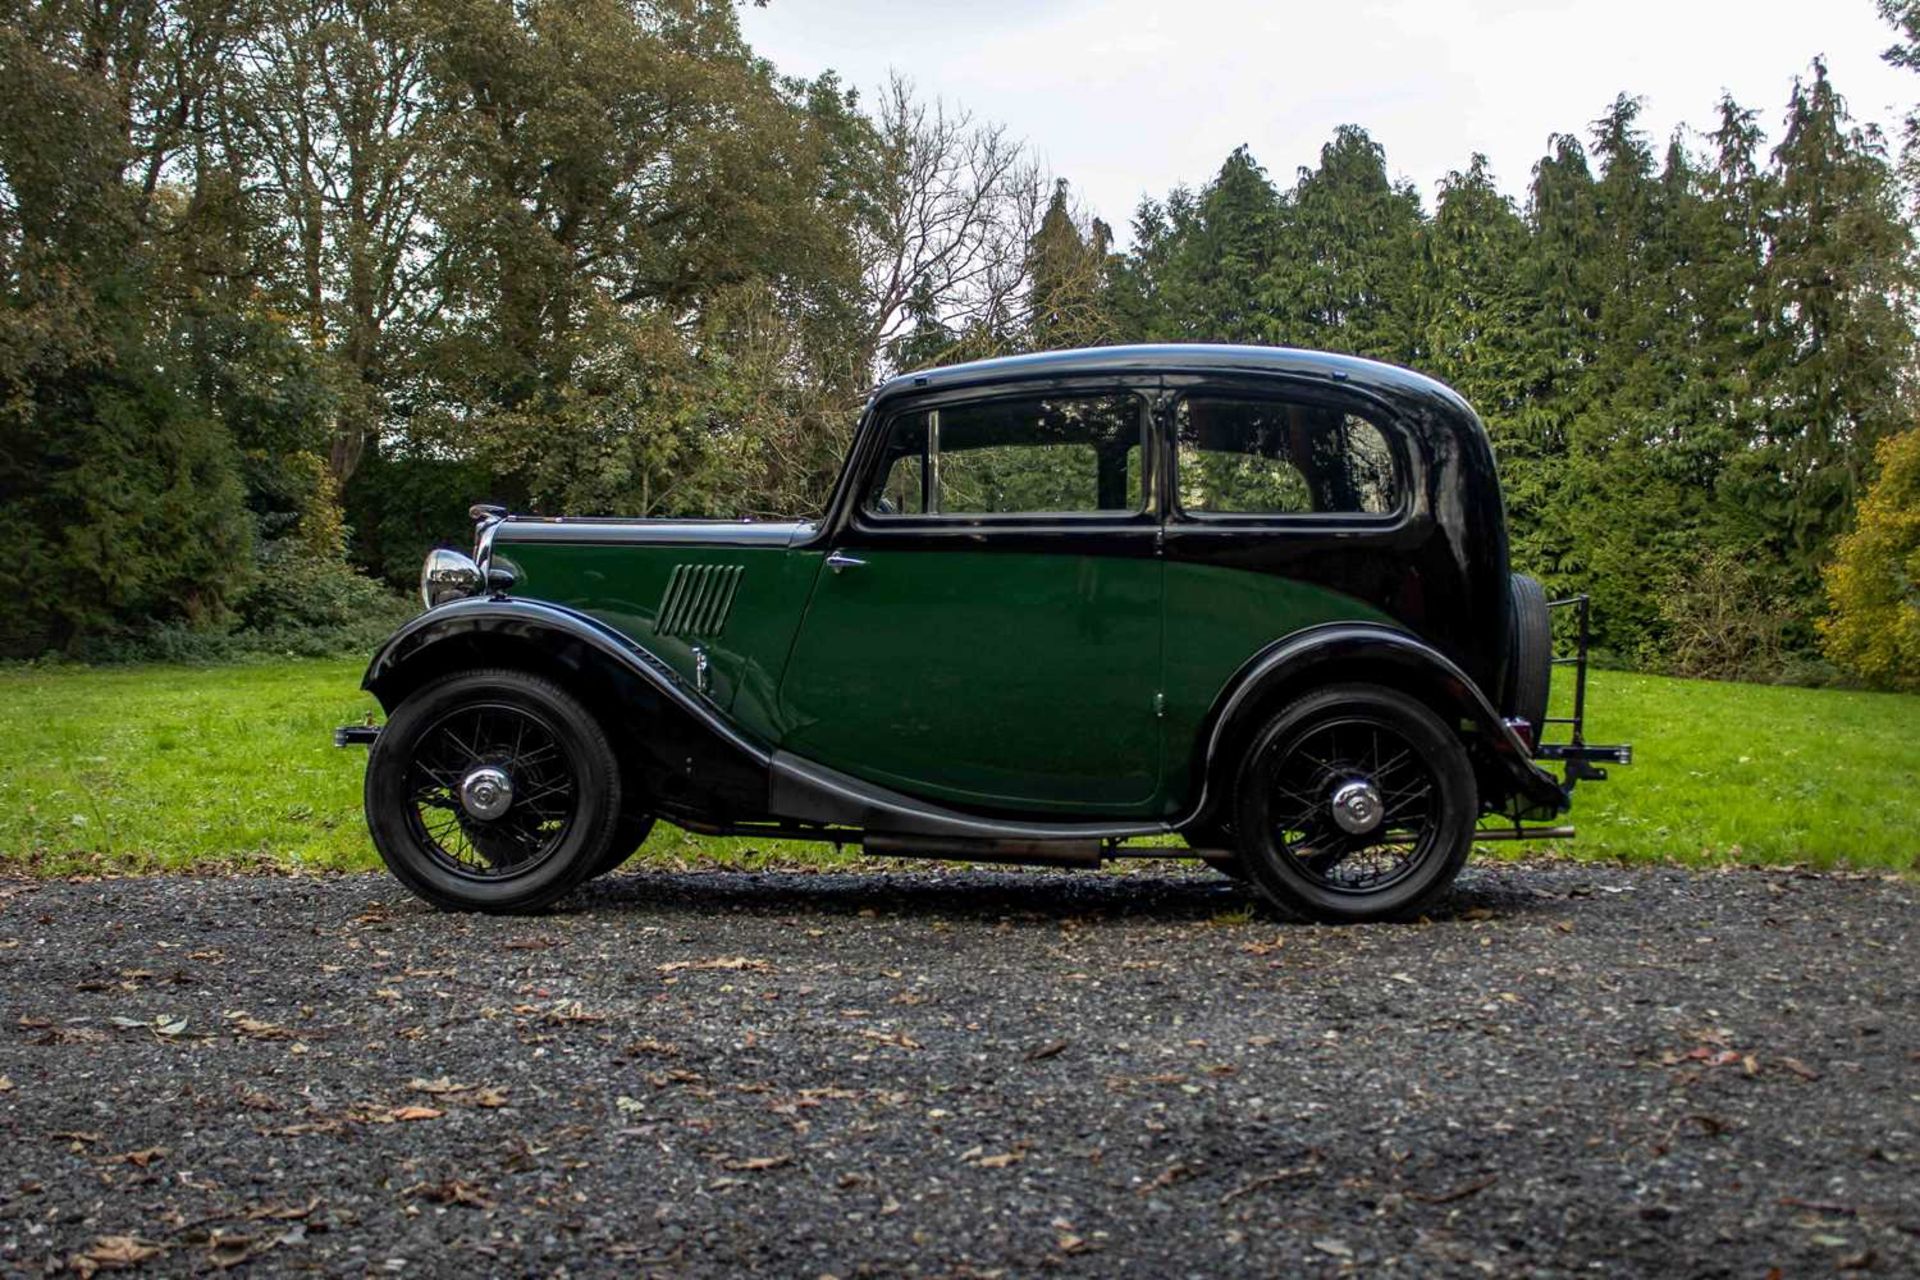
[365,668,622,914]
[1264,718,1437,894]
[1233,684,1477,923]
[405,702,579,879]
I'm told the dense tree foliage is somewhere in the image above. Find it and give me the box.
[1110,72,1917,678]
[3,0,1918,688]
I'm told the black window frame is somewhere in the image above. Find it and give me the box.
[1165,384,1414,529]
[853,383,1158,530]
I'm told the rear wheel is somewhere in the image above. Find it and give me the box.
[1232,684,1477,923]
[365,668,622,913]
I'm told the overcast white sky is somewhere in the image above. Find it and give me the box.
[740,0,1913,243]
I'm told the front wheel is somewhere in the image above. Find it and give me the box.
[1232,684,1477,923]
[365,668,623,913]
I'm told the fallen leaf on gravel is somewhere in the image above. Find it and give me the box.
[502,937,560,951]
[977,1152,1022,1169]
[51,1131,103,1145]
[107,1014,187,1038]
[264,1120,344,1137]
[1219,1162,1320,1204]
[370,1105,442,1123]
[723,1155,791,1171]
[471,1087,509,1108]
[17,1015,51,1028]
[408,1076,474,1095]
[1025,1039,1069,1061]
[624,1038,680,1057]
[1409,1173,1497,1204]
[1057,1234,1098,1254]
[1312,1238,1353,1259]
[1778,1196,1857,1217]
[0,1075,13,1092]
[859,1028,922,1050]
[1239,938,1285,956]
[72,1235,164,1273]
[657,957,774,975]
[102,1147,168,1168]
[1460,906,1495,921]
[227,1013,297,1041]
[538,1001,605,1024]
[408,1179,495,1208]
[206,1230,275,1270]
[616,1096,646,1115]
[1779,1057,1822,1081]
[234,1090,278,1112]
[244,1200,321,1221]
[1138,1163,1198,1193]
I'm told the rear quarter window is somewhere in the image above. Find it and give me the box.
[1174,395,1402,517]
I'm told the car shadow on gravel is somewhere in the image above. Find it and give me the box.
[550,862,1572,927]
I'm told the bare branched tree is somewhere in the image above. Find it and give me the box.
[855,73,1044,378]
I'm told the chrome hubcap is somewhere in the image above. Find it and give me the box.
[1329,779,1384,835]
[459,765,514,821]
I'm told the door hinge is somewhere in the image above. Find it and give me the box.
[1152,691,1165,718]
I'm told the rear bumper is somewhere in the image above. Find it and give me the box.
[334,724,380,748]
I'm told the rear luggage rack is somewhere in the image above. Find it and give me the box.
[1536,594,1632,789]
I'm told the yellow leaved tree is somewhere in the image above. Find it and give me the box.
[1821,429,1920,690]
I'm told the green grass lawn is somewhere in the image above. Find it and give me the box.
[0,658,1913,874]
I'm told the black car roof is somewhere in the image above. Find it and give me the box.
[873,343,1471,413]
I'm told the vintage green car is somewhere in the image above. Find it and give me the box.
[339,345,1628,922]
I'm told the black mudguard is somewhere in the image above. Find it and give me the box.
[362,598,773,825]
[1195,622,1571,822]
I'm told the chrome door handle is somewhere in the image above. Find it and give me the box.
[825,552,867,574]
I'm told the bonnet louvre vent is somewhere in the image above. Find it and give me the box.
[655,564,743,639]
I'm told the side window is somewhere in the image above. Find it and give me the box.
[1174,395,1401,516]
[866,393,1144,517]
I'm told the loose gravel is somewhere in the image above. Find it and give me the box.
[0,861,1914,1277]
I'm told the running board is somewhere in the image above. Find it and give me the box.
[767,749,1172,843]
[863,834,1103,867]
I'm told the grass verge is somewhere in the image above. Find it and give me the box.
[0,658,1912,875]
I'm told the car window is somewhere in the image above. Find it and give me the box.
[866,393,1144,517]
[1174,395,1400,516]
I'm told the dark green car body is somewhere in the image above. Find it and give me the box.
[362,345,1596,853]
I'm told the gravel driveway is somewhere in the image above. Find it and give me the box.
[1,860,1914,1277]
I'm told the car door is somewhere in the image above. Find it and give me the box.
[776,379,1166,818]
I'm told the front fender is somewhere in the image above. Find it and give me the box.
[1195,623,1569,822]
[362,598,773,822]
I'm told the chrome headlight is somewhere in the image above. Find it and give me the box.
[421,548,482,609]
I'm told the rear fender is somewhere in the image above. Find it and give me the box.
[1193,623,1569,824]
[362,598,771,823]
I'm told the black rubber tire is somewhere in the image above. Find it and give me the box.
[1231,684,1477,923]
[1504,572,1552,743]
[365,668,622,913]
[589,812,657,878]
